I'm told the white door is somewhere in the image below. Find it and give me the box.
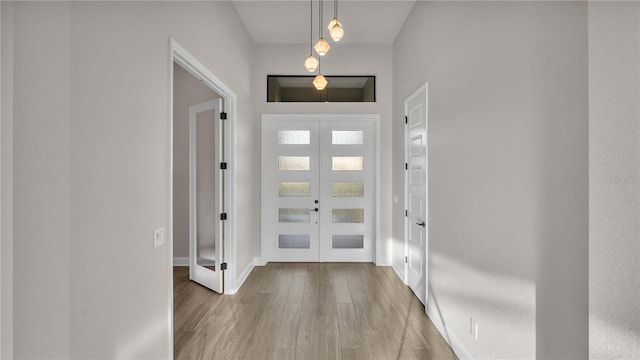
[405,85,428,305]
[262,115,376,263]
[189,99,223,293]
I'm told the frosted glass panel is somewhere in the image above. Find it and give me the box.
[278,234,310,249]
[332,235,364,249]
[332,131,363,145]
[332,182,364,197]
[332,208,364,223]
[195,110,216,269]
[332,157,364,171]
[279,156,310,171]
[278,130,310,144]
[278,208,310,223]
[279,182,310,197]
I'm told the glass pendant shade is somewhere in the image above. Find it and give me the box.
[314,37,330,56]
[304,55,319,72]
[313,74,328,90]
[330,22,344,42]
[327,17,341,31]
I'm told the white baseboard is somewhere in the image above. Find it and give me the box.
[255,257,267,266]
[392,263,406,284]
[175,257,257,294]
[426,302,473,360]
[375,257,392,266]
[226,257,259,294]
[173,257,189,266]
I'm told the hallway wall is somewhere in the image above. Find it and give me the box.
[588,2,640,358]
[6,1,254,358]
[393,2,588,359]
[251,43,394,265]
[11,2,72,357]
[0,2,14,358]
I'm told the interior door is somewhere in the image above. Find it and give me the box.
[405,85,428,305]
[189,99,223,292]
[262,115,375,263]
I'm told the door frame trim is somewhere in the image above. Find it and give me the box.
[404,83,429,305]
[168,38,238,357]
[260,113,382,265]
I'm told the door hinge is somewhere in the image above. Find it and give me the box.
[405,115,408,124]
[220,213,228,221]
[220,262,228,271]
[220,112,227,120]
[405,256,408,263]
[405,163,408,170]
[405,210,408,217]
[220,162,227,170]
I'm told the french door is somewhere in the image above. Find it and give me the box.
[189,99,224,293]
[262,115,376,262]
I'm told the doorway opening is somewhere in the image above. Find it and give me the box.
[261,114,380,263]
[404,84,429,307]
[168,38,237,357]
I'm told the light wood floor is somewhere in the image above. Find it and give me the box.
[174,263,458,360]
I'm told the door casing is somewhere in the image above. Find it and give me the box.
[169,38,238,358]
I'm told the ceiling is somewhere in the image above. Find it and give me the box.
[232,0,416,44]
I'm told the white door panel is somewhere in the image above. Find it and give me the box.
[405,85,428,305]
[263,115,375,263]
[319,120,374,262]
[265,120,320,262]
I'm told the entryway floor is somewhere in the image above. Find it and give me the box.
[174,262,458,360]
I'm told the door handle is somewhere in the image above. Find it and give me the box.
[416,221,425,227]
[310,208,319,212]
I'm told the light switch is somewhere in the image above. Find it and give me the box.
[153,227,165,248]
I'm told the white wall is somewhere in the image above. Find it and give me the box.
[69,2,253,357]
[252,43,394,264]
[0,2,13,358]
[173,63,219,261]
[12,2,72,358]
[588,2,640,359]
[393,2,588,359]
[7,1,254,358]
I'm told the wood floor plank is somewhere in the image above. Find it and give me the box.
[317,283,338,316]
[268,349,296,360]
[334,268,353,304]
[337,302,362,349]
[174,263,458,360]
[303,263,320,294]
[274,303,302,349]
[287,274,306,304]
[350,292,375,332]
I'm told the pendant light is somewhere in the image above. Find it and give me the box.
[313,56,328,90]
[313,0,330,56]
[327,0,344,42]
[313,75,328,90]
[304,0,318,72]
